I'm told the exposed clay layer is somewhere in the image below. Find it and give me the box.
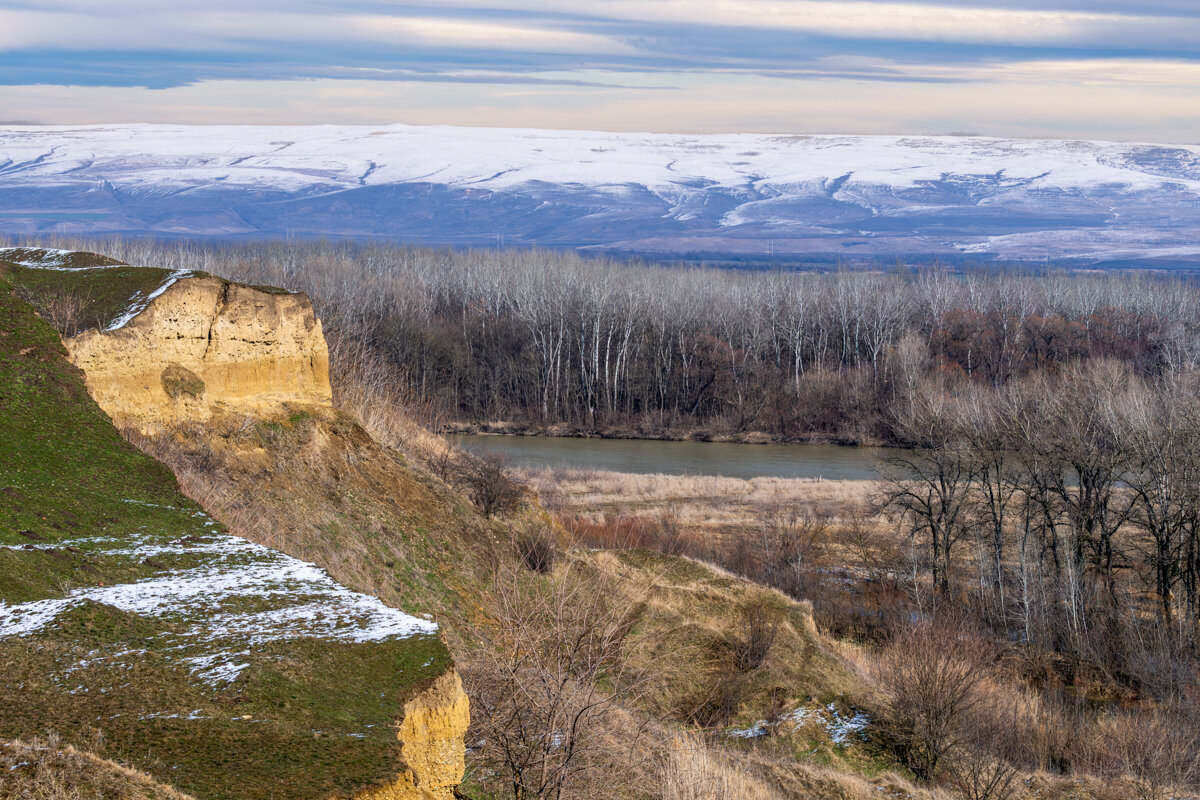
[354,671,470,800]
[66,276,332,427]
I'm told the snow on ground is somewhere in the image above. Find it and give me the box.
[0,248,96,269]
[0,509,437,685]
[729,702,871,745]
[0,125,1195,196]
[104,270,192,331]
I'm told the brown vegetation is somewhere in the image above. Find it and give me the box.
[464,560,652,800]
[0,735,194,800]
[22,239,1200,800]
[25,237,1200,445]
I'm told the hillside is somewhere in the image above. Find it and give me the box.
[0,254,468,800]
[1,737,196,800]
[3,125,1200,265]
[3,246,947,799]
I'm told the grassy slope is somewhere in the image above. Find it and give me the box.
[0,269,452,800]
[139,406,896,790]
[5,247,908,797]
[1,737,195,800]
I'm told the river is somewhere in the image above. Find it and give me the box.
[451,434,892,481]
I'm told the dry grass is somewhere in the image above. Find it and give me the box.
[329,341,450,461]
[523,467,877,529]
[577,548,865,731]
[662,732,784,800]
[0,736,193,800]
[120,404,501,627]
[748,754,955,800]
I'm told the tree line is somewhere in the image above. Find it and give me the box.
[887,364,1200,647]
[34,237,1200,443]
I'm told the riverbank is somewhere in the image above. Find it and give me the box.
[439,420,883,447]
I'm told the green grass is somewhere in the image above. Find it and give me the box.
[1,259,179,332]
[0,274,454,800]
[0,248,296,337]
[0,265,197,549]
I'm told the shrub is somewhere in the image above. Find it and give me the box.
[160,363,205,400]
[456,451,525,517]
[729,600,783,673]
[875,619,989,782]
[517,525,558,573]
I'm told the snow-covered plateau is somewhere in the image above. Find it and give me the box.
[2,124,1200,265]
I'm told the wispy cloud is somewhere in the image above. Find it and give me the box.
[419,0,1200,48]
[0,1,1197,138]
[0,9,637,54]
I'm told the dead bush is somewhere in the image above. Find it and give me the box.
[729,600,783,673]
[15,287,92,337]
[456,451,526,517]
[691,673,750,729]
[464,561,650,800]
[946,749,1019,800]
[517,524,558,574]
[875,618,991,782]
[1100,708,1200,800]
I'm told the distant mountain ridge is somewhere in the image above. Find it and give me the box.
[2,124,1200,266]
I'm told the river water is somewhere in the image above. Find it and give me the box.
[451,434,892,481]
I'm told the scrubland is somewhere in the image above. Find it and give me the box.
[7,239,1200,800]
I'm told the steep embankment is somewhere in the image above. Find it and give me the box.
[69,275,331,427]
[2,248,498,626]
[0,252,468,800]
[6,246,920,800]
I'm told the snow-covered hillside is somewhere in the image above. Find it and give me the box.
[2,124,1200,264]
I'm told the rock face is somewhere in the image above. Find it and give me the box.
[66,276,332,427]
[358,671,471,800]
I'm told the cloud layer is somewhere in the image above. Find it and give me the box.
[0,1,1197,139]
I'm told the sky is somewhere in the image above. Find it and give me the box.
[0,0,1198,141]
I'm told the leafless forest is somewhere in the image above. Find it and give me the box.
[35,237,1200,442]
[28,236,1200,798]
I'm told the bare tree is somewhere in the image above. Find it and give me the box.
[881,381,976,596]
[457,451,526,518]
[465,561,649,800]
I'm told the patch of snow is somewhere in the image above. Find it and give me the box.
[728,703,870,746]
[0,248,93,270]
[104,270,192,331]
[188,657,250,685]
[0,516,439,686]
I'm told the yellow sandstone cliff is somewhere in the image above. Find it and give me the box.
[357,671,472,800]
[61,273,470,800]
[66,276,332,428]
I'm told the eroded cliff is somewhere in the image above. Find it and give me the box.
[1,251,469,800]
[357,671,471,800]
[66,275,332,428]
